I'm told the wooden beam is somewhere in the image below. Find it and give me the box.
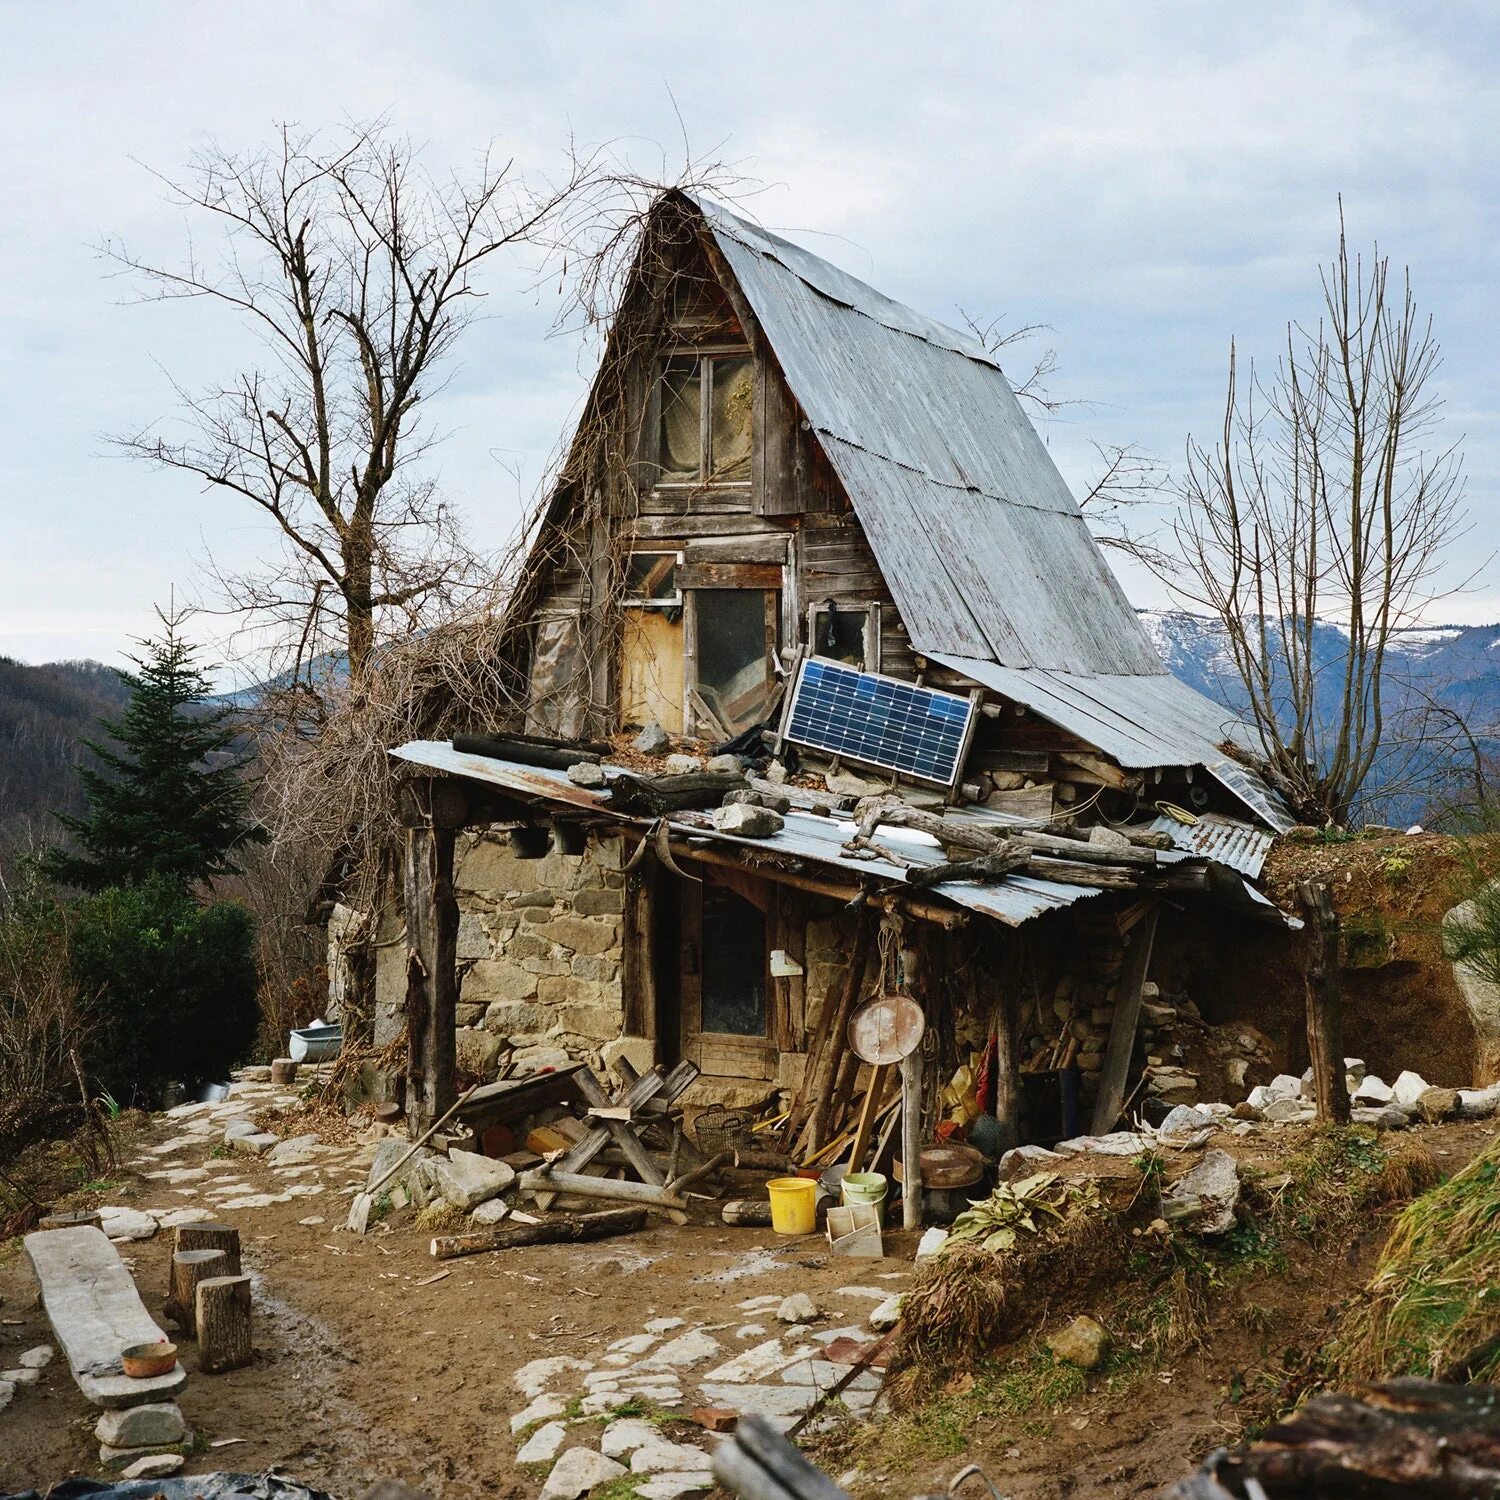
[1090,903,1160,1135]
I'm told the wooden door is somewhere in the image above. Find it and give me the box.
[679,879,776,1082]
[619,607,684,734]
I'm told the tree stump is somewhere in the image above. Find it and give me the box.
[271,1058,299,1086]
[195,1274,253,1373]
[167,1249,226,1337]
[173,1222,242,1275]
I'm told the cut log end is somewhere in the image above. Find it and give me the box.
[195,1273,253,1374]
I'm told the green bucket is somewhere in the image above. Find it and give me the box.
[841,1171,888,1210]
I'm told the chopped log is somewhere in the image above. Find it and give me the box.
[667,1150,734,1196]
[1300,879,1351,1126]
[39,1210,101,1231]
[722,1199,775,1227]
[518,1168,688,1213]
[167,1248,226,1337]
[173,1222,242,1275]
[853,796,1011,855]
[270,1057,298,1086]
[607,770,748,815]
[430,1207,647,1260]
[903,849,1031,889]
[731,1147,794,1173]
[452,733,599,769]
[195,1273,253,1374]
[1012,829,1160,867]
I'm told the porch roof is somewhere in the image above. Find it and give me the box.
[390,741,1294,930]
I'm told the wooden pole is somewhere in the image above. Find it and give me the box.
[195,1274,253,1374]
[430,1207,647,1261]
[846,1063,891,1174]
[899,927,927,1231]
[401,778,465,1138]
[1299,879,1351,1125]
[794,910,875,1156]
[1090,902,1160,1135]
[992,993,1020,1155]
[518,1169,688,1214]
[168,1249,226,1338]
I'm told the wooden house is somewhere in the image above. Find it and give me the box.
[376,192,1295,1158]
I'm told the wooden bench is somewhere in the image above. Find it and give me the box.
[23,1225,187,1408]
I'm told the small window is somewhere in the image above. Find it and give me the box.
[623,551,681,607]
[809,601,880,671]
[656,352,753,485]
[696,588,778,734]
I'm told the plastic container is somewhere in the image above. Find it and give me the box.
[766,1176,818,1235]
[841,1171,888,1211]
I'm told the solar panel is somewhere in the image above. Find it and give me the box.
[782,657,976,786]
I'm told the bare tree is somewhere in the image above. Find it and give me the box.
[107,122,596,693]
[1160,207,1468,825]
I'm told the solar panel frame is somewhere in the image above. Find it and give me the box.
[780,656,979,788]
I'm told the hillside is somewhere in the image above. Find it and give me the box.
[0,656,130,885]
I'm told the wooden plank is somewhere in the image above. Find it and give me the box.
[1090,904,1160,1134]
[574,1068,669,1186]
[846,1063,890,1173]
[678,562,783,590]
[684,534,790,565]
[621,858,657,1042]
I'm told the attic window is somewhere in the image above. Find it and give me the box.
[623,551,681,607]
[658,353,753,485]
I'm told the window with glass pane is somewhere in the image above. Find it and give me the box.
[701,884,766,1036]
[624,552,679,605]
[696,589,776,733]
[709,356,753,480]
[656,352,752,485]
[659,356,702,481]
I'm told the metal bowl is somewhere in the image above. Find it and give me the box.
[121,1341,177,1379]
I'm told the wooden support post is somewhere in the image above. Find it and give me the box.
[401,777,466,1139]
[992,994,1020,1155]
[1299,879,1351,1125]
[899,930,927,1231]
[1090,902,1160,1135]
[167,1249,226,1338]
[195,1274,253,1373]
[847,1063,890,1174]
[795,909,876,1156]
[173,1222,241,1275]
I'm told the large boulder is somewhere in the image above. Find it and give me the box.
[430,1150,515,1210]
[1392,1071,1432,1110]
[1161,1149,1240,1234]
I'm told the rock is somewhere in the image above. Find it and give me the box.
[706,754,745,774]
[222,1117,260,1140]
[517,1420,568,1464]
[664,753,705,775]
[1458,1082,1500,1119]
[1353,1075,1395,1105]
[916,1227,950,1260]
[541,1449,627,1500]
[1246,1085,1273,1110]
[644,1328,722,1369]
[1157,1105,1215,1137]
[471,1198,511,1225]
[121,1455,185,1481]
[266,1134,321,1168]
[777,1293,818,1324]
[997,1144,1061,1178]
[1261,1097,1316,1125]
[0,1379,12,1412]
[632,1442,714,1474]
[1392,1070,1432,1109]
[1345,1058,1367,1085]
[431,1149,515,1209]
[511,1046,574,1076]
[602,1035,656,1082]
[230,1132,279,1156]
[704,1338,811,1384]
[510,1391,568,1435]
[869,1294,905,1331]
[365,1140,433,1193]
[95,1402,188,1448]
[513,1355,594,1400]
[454,1027,504,1080]
[1161,1149,1240,1234]
[3,1367,39,1384]
[1046,1314,1109,1370]
[1416,1086,1460,1123]
[646,1316,687,1332]
[1266,1074,1304,1103]
[602,1416,662,1459]
[1231,1101,1262,1121]
[567,761,606,787]
[1054,1131,1148,1157]
[18,1345,54,1370]
[1353,1105,1411,1130]
[98,1207,158,1241]
[634,724,671,756]
[713,803,785,839]
[637,1476,714,1500]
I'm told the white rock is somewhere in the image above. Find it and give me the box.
[221,1118,260,1140]
[1354,1105,1411,1130]
[121,1455,184,1481]
[1247,1085,1273,1109]
[156,1207,217,1228]
[601,1416,662,1459]
[514,1355,593,1400]
[1392,1070,1432,1109]
[1458,1083,1500,1118]
[1353,1075,1395,1105]
[266,1134,321,1168]
[1161,1148,1241,1235]
[712,803,785,839]
[430,1149,515,1210]
[644,1328,721,1369]
[510,1392,568,1435]
[1262,1097,1316,1124]
[869,1294,905,1331]
[1266,1074,1304,1103]
[471,1198,511,1226]
[1054,1131,1148,1157]
[0,1379,12,1412]
[3,1367,39,1385]
[517,1421,568,1464]
[1345,1058,1367,1085]
[631,1441,712,1474]
[736,1323,766,1339]
[997,1143,1061,1176]
[777,1293,818,1324]
[95,1402,188,1447]
[230,1132,279,1156]
[98,1207,158,1241]
[18,1345,54,1370]
[698,1381,810,1418]
[608,1332,658,1355]
[637,1475,715,1500]
[1156,1105,1215,1137]
[704,1338,809,1384]
[541,1449,627,1500]
[664,753,705,775]
[646,1315,688,1331]
[916,1227,949,1260]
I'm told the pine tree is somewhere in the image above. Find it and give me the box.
[42,611,265,892]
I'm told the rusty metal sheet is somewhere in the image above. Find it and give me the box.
[1146,811,1276,879]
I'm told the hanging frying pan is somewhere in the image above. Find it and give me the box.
[848,992,925,1066]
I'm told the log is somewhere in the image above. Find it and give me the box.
[195,1273,253,1374]
[452,733,599,769]
[667,1150,734,1197]
[898,929,927,1231]
[1300,879,1351,1126]
[903,849,1031,890]
[721,1199,775,1228]
[430,1207,647,1260]
[607,770,748,815]
[173,1222,242,1275]
[1012,829,1160,867]
[795,909,876,1155]
[518,1169,688,1213]
[167,1248,226,1338]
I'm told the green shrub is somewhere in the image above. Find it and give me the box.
[71,876,259,1103]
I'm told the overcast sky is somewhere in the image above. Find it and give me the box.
[4,2,1499,682]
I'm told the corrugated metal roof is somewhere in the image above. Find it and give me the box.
[390,741,1293,927]
[1146,812,1276,879]
[695,197,1163,677]
[932,655,1297,832]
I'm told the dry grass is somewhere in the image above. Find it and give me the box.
[1332,1134,1500,1384]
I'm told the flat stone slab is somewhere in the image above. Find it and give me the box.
[23,1226,186,1409]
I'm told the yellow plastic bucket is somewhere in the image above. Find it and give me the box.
[766,1176,817,1235]
[841,1171,888,1211]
